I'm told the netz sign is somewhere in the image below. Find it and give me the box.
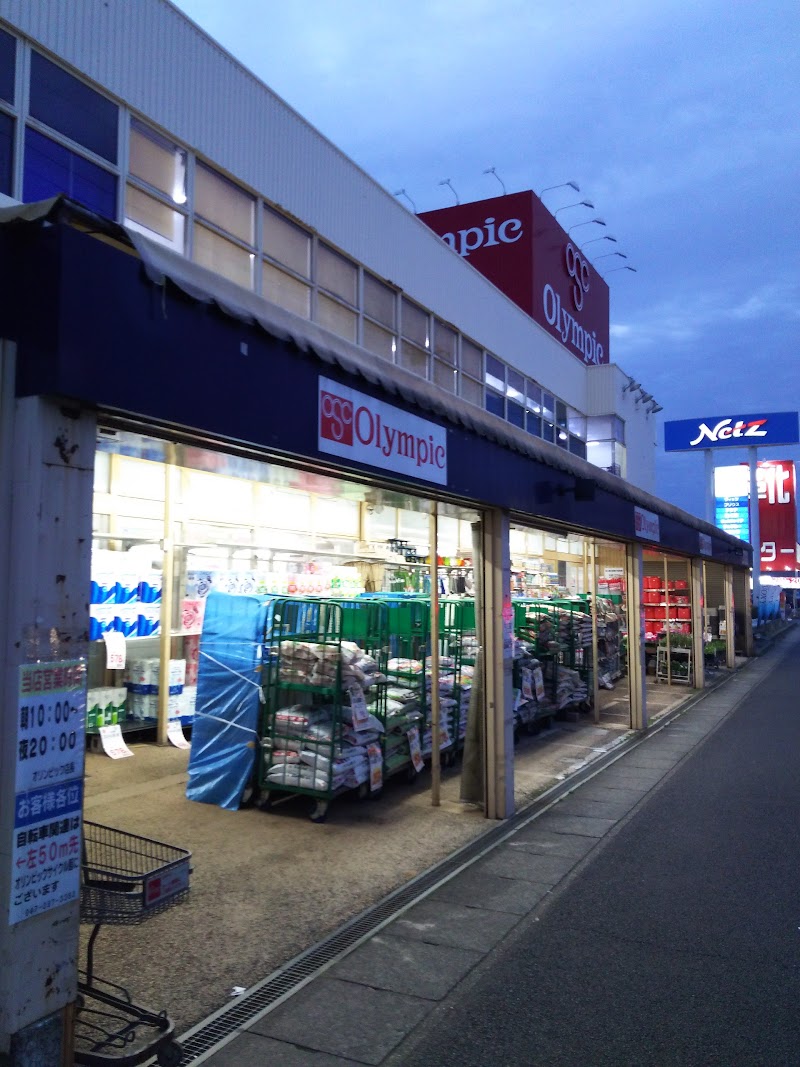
[318,376,448,486]
[664,411,799,452]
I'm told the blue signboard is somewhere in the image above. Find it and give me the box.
[664,411,799,452]
[714,496,750,542]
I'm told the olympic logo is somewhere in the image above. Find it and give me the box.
[565,242,590,312]
[320,390,354,445]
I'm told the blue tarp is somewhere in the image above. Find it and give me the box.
[186,591,274,810]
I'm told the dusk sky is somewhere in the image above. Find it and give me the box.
[174,0,799,519]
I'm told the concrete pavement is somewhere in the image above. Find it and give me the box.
[184,625,797,1066]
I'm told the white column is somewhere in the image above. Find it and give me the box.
[626,542,646,730]
[482,508,514,820]
[0,347,95,1061]
[690,558,705,689]
[724,565,736,668]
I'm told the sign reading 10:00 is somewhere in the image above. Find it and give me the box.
[16,661,85,793]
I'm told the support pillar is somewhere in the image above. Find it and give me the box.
[690,558,705,689]
[626,542,646,730]
[723,565,736,669]
[0,349,95,1064]
[482,508,514,820]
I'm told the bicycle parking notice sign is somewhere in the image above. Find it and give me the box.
[10,660,86,924]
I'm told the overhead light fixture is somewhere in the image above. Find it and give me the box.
[582,234,617,247]
[483,166,506,195]
[568,218,606,234]
[393,188,417,212]
[554,199,594,217]
[622,376,640,393]
[647,401,664,414]
[539,180,580,197]
[594,251,628,261]
[636,390,654,404]
[438,178,459,205]
[606,265,637,274]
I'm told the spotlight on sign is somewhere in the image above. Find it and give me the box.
[554,199,594,217]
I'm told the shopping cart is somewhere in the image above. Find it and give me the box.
[74,821,192,1067]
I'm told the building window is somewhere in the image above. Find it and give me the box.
[129,120,186,204]
[541,392,555,442]
[317,243,357,305]
[362,273,397,360]
[0,111,13,195]
[195,163,254,246]
[23,126,116,216]
[568,408,586,441]
[262,259,310,318]
[364,273,396,328]
[29,51,118,163]
[315,243,357,341]
[399,297,429,378]
[193,224,253,289]
[0,28,16,105]
[459,338,483,405]
[569,436,587,459]
[317,292,357,341]
[125,183,185,250]
[485,352,505,394]
[507,400,525,429]
[363,319,395,361]
[263,206,310,278]
[433,320,457,393]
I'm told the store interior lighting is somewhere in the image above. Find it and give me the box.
[554,199,594,217]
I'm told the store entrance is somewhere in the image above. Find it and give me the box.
[642,548,695,719]
[509,523,631,805]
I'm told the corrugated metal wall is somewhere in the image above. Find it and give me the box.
[0,0,600,409]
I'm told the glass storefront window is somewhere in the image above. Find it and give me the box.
[461,338,483,379]
[506,368,524,405]
[399,340,428,378]
[433,358,457,392]
[526,381,542,414]
[434,320,457,364]
[485,391,504,419]
[30,50,118,163]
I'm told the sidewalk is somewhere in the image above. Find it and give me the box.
[182,628,795,1066]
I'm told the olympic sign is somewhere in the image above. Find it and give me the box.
[318,377,448,486]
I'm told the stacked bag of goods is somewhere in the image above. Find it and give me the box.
[264,699,384,792]
[124,658,185,720]
[555,666,588,709]
[383,686,423,775]
[86,687,127,729]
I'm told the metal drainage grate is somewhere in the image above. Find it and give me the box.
[176,688,727,1064]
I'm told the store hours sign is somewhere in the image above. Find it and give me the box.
[318,376,448,486]
[10,660,86,925]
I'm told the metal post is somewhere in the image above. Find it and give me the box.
[749,447,761,628]
[588,540,600,723]
[428,507,440,807]
[724,565,736,668]
[157,444,177,745]
[482,508,514,819]
[626,542,646,729]
[705,449,715,524]
[691,558,705,689]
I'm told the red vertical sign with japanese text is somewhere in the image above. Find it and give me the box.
[758,460,797,571]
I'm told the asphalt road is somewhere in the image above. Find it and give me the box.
[394,635,800,1067]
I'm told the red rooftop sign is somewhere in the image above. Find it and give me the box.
[418,190,610,366]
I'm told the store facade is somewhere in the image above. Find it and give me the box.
[0,4,754,1058]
